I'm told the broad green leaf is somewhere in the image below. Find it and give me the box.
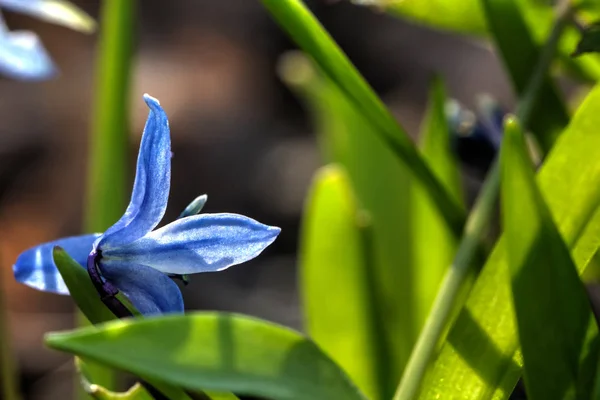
[482,0,569,153]
[5,0,97,33]
[501,117,598,400]
[262,0,466,236]
[412,77,462,331]
[419,82,600,400]
[281,51,416,397]
[53,247,116,325]
[299,165,383,400]
[53,249,230,400]
[45,313,367,400]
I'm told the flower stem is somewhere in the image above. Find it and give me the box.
[80,0,136,395]
[393,4,573,399]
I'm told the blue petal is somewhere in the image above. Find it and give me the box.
[99,95,171,249]
[102,213,281,275]
[13,234,101,294]
[99,261,183,315]
[0,30,57,80]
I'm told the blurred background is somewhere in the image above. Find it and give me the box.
[0,0,516,398]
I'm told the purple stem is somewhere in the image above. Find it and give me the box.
[86,250,133,319]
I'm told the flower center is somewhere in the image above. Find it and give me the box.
[86,249,133,319]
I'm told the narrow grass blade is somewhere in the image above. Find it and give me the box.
[482,0,569,153]
[411,77,463,334]
[0,271,21,400]
[262,0,465,236]
[82,0,135,392]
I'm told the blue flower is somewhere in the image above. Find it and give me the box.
[446,95,505,175]
[13,94,281,315]
[0,0,95,80]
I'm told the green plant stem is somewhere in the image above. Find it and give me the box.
[80,0,135,394]
[0,275,21,400]
[393,4,573,399]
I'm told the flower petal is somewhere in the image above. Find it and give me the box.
[99,95,171,249]
[0,30,57,80]
[13,234,100,294]
[103,213,281,275]
[99,261,183,315]
[0,0,96,33]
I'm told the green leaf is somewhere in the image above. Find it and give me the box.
[501,117,598,400]
[299,165,383,400]
[481,0,569,153]
[52,249,228,400]
[359,0,600,82]
[52,247,116,325]
[411,77,462,331]
[280,52,426,397]
[262,0,465,236]
[573,22,600,56]
[366,0,487,35]
[45,313,367,400]
[82,0,136,392]
[418,82,600,400]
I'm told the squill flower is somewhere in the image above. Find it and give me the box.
[0,0,95,80]
[13,94,281,315]
[445,95,505,175]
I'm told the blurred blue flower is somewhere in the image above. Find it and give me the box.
[446,95,506,175]
[13,94,281,315]
[0,0,95,80]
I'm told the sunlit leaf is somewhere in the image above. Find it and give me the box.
[357,0,487,35]
[53,249,233,400]
[501,117,598,400]
[419,82,600,400]
[299,165,383,400]
[45,313,367,400]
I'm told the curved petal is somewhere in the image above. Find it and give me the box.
[13,234,100,294]
[99,261,183,315]
[102,213,281,275]
[0,0,96,33]
[99,95,171,250]
[0,30,57,80]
